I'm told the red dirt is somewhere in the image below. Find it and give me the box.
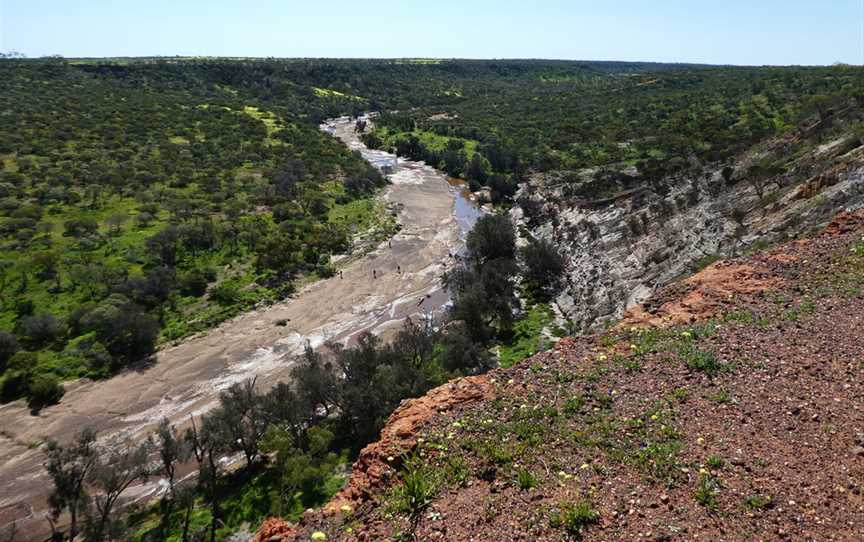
[822,208,864,236]
[621,260,782,328]
[254,517,297,542]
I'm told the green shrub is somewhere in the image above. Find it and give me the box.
[706,455,725,469]
[679,344,723,376]
[210,281,240,305]
[516,468,537,491]
[28,374,65,408]
[0,370,30,402]
[180,268,211,297]
[550,499,599,535]
[564,394,585,416]
[0,330,18,369]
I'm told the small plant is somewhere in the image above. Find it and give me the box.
[723,310,755,325]
[392,457,436,516]
[694,474,720,511]
[614,354,640,372]
[706,455,725,469]
[516,468,537,491]
[554,370,575,383]
[744,493,774,510]
[550,499,600,536]
[671,386,689,403]
[482,441,514,467]
[443,455,469,486]
[679,344,724,377]
[564,394,585,415]
[709,389,730,404]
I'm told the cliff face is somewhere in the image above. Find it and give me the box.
[278,209,864,541]
[516,126,864,332]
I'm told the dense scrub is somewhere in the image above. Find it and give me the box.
[0,59,390,403]
[362,62,864,202]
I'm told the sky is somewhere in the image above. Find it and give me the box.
[1,0,862,65]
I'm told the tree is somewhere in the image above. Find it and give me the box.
[105,213,127,235]
[520,237,567,295]
[466,214,516,265]
[81,301,159,363]
[0,351,37,402]
[44,427,98,542]
[147,227,181,267]
[85,440,151,541]
[208,379,267,467]
[440,322,493,374]
[17,313,65,348]
[30,251,60,285]
[0,330,18,370]
[63,217,99,238]
[28,374,64,409]
[185,417,223,542]
[152,418,190,534]
[465,153,489,186]
[290,344,339,423]
[0,260,13,302]
[260,425,339,515]
[746,161,784,201]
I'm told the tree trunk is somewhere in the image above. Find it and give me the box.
[181,502,192,542]
[68,508,77,542]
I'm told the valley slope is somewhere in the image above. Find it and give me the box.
[283,210,864,541]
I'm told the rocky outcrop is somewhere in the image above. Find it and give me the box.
[517,146,864,332]
[325,374,494,514]
[620,259,781,328]
[254,517,296,542]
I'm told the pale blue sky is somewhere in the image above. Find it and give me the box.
[1,0,862,65]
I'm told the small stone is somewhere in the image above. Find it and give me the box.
[851,446,864,457]
[660,494,670,503]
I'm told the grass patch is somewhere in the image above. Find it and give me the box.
[498,304,554,368]
[549,500,600,536]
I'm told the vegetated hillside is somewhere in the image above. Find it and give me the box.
[281,209,864,542]
[365,63,864,194]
